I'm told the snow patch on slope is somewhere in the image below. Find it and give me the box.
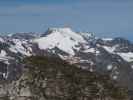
[83,48,95,53]
[103,46,133,62]
[107,64,113,70]
[0,50,13,62]
[9,39,31,56]
[102,46,117,54]
[0,37,4,42]
[0,50,7,57]
[117,52,133,62]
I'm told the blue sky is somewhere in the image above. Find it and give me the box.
[0,0,132,40]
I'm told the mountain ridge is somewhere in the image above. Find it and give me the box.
[0,27,133,98]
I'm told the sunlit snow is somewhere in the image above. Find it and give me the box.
[33,28,88,55]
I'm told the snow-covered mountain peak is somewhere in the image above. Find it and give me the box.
[33,27,89,55]
[45,27,86,41]
[47,27,73,33]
